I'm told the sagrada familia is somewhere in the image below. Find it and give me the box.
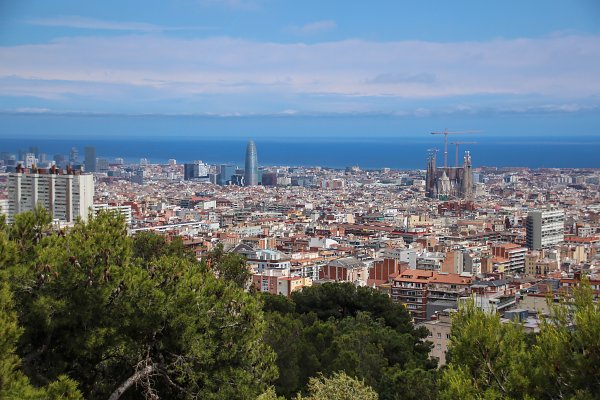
[425,151,474,199]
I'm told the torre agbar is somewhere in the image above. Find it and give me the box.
[244,139,258,187]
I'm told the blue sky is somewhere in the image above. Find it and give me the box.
[0,0,599,138]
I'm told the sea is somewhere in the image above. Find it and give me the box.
[2,135,599,170]
[1,114,599,169]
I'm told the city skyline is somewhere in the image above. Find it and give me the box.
[2,2,600,399]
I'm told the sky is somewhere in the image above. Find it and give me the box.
[0,0,600,138]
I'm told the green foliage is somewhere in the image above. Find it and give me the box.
[264,285,435,399]
[8,206,52,264]
[205,243,251,289]
[258,387,286,400]
[261,292,296,314]
[441,301,531,399]
[441,282,600,400]
[292,282,414,333]
[132,230,196,264]
[0,282,82,400]
[295,372,378,400]
[2,209,276,399]
[378,367,438,400]
[530,280,600,399]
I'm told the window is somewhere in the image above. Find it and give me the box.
[437,333,441,339]
[446,334,451,339]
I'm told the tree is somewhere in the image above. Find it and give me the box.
[0,282,82,400]
[4,211,277,399]
[378,367,438,400]
[529,279,600,399]
[205,244,251,289]
[441,281,600,400]
[292,282,414,333]
[8,206,52,264]
[132,230,196,264]
[295,372,378,400]
[263,286,436,399]
[439,301,531,400]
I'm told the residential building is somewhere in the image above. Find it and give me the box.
[491,243,527,273]
[391,269,434,322]
[426,272,472,319]
[418,310,453,366]
[320,257,369,286]
[7,166,94,223]
[526,209,565,250]
[93,203,133,226]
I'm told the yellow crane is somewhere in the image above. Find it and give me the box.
[450,141,477,167]
[430,129,480,169]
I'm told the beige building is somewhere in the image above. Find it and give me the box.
[8,168,94,223]
[419,310,453,366]
[525,252,559,276]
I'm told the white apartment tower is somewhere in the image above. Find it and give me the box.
[526,209,565,250]
[7,167,94,223]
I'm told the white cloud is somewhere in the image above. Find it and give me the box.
[285,20,337,36]
[197,0,259,10]
[0,33,599,114]
[26,16,213,32]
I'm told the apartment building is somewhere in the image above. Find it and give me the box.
[7,166,94,223]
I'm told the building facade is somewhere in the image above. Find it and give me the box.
[92,203,133,226]
[84,146,96,173]
[526,209,565,250]
[244,140,258,186]
[7,166,94,223]
[425,151,473,199]
[183,160,209,181]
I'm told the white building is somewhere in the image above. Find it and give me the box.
[93,204,133,226]
[526,209,565,250]
[7,168,94,223]
[0,198,8,218]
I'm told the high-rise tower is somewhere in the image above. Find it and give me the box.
[526,209,565,250]
[84,146,97,172]
[244,140,258,186]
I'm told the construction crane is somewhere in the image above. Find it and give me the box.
[450,141,477,167]
[430,129,480,169]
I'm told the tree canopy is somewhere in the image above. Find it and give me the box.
[440,281,600,400]
[1,209,276,399]
[261,284,437,399]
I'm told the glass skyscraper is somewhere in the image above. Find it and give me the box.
[244,140,258,186]
[84,146,96,172]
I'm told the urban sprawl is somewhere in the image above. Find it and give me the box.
[1,139,599,367]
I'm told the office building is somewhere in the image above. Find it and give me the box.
[7,165,94,223]
[84,146,97,172]
[69,147,78,165]
[53,154,66,169]
[218,164,237,185]
[183,160,209,181]
[24,153,37,168]
[96,158,109,173]
[244,140,258,186]
[526,209,565,250]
